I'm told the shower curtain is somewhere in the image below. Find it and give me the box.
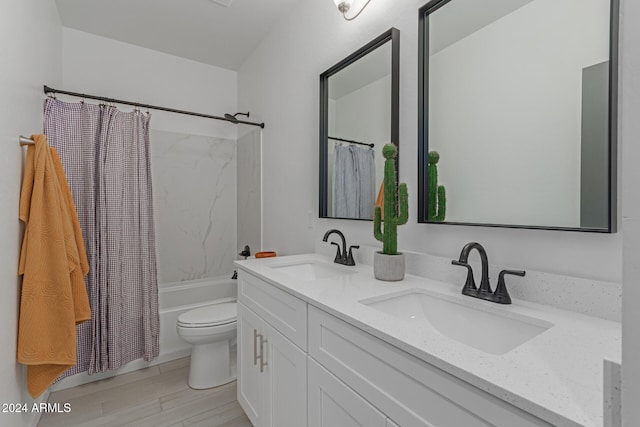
[44,98,159,376]
[332,144,375,218]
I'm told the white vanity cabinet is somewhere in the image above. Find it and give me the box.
[236,265,561,427]
[237,271,307,427]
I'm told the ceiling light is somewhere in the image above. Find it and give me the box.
[333,0,372,21]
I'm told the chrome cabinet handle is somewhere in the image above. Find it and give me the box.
[253,328,268,373]
[259,335,268,373]
[253,329,259,366]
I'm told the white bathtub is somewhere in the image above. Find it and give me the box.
[159,276,237,358]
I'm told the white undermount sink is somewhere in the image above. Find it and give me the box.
[270,261,356,281]
[361,289,553,355]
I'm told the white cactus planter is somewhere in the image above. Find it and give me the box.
[373,252,405,281]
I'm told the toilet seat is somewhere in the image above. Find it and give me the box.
[177,302,237,328]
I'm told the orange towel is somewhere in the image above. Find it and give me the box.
[17,134,91,398]
[375,181,384,219]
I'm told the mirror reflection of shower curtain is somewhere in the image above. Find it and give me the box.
[332,144,375,219]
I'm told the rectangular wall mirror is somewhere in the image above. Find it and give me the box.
[319,28,400,221]
[418,0,618,232]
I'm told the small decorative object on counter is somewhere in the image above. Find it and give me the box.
[373,143,408,281]
[255,251,277,259]
[427,151,446,222]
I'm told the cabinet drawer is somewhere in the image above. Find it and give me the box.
[308,307,553,427]
[238,270,307,350]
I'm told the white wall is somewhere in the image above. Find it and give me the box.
[429,0,609,227]
[620,0,640,422]
[62,28,238,140]
[62,28,240,283]
[238,0,621,284]
[0,1,62,425]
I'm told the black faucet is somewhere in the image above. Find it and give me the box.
[232,245,252,280]
[451,242,525,304]
[323,229,359,266]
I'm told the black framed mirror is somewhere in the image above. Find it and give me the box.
[319,28,400,220]
[418,0,619,232]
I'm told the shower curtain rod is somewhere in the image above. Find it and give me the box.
[328,136,374,148]
[43,85,265,129]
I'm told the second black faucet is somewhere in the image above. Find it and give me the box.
[323,229,359,266]
[452,242,525,304]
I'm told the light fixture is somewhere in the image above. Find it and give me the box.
[333,0,372,21]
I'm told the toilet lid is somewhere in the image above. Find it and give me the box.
[177,302,237,327]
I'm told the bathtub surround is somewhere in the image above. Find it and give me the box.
[151,130,237,283]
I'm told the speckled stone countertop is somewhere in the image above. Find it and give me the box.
[235,253,621,427]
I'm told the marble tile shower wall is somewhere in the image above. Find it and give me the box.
[151,130,237,284]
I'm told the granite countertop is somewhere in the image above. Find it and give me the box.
[235,253,621,427]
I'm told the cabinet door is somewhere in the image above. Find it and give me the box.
[237,302,264,426]
[263,321,307,427]
[308,357,386,427]
[309,306,553,427]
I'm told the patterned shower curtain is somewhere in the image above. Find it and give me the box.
[44,97,159,376]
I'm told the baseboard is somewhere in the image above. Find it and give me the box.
[49,348,191,392]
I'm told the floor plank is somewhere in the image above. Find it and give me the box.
[38,358,251,427]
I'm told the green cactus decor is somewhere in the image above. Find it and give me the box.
[427,151,446,222]
[374,144,408,255]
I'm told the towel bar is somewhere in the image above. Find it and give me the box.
[19,136,34,146]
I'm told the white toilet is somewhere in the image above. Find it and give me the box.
[176,302,237,389]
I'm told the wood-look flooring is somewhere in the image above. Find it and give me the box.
[38,358,252,427]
